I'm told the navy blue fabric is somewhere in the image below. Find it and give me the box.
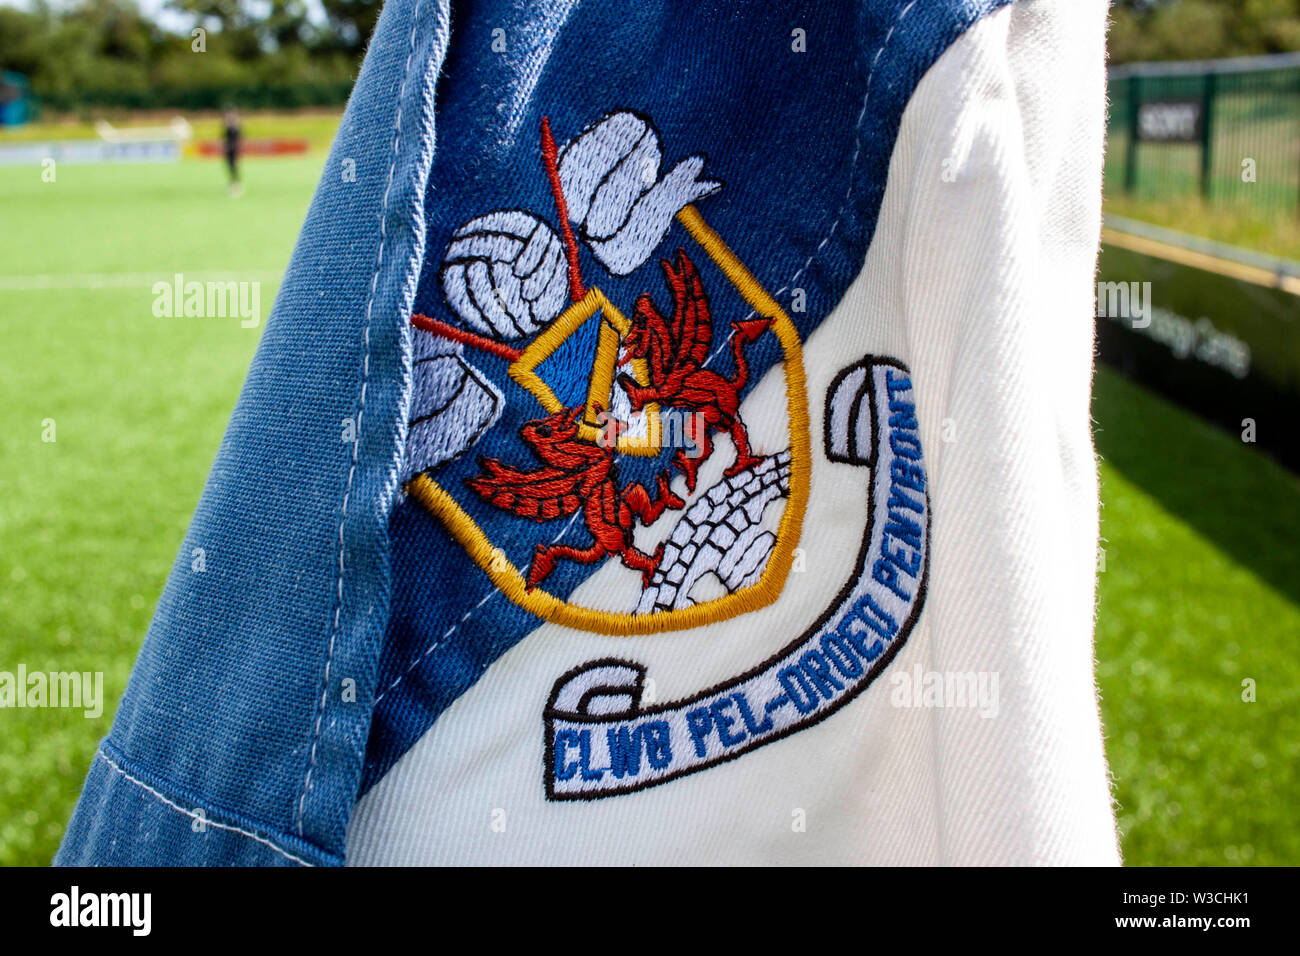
[367,0,1013,793]
[56,0,1014,866]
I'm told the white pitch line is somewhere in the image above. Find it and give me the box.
[0,270,284,291]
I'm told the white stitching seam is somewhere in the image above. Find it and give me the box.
[296,0,428,838]
[375,509,582,704]
[96,750,313,867]
[374,0,920,710]
[716,0,919,339]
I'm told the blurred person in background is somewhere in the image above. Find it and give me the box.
[223,106,242,196]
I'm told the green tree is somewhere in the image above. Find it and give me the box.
[317,0,382,57]
[165,0,308,59]
[1110,0,1300,63]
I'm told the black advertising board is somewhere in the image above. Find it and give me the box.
[1096,231,1300,471]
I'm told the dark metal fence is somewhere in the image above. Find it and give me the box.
[1107,52,1300,214]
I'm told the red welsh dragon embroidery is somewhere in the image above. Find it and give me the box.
[619,250,770,492]
[413,115,771,590]
[467,406,683,588]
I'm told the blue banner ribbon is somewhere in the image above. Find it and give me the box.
[544,357,929,799]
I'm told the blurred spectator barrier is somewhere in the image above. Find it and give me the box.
[0,117,189,165]
[192,138,309,157]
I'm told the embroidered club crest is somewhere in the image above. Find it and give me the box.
[398,109,931,799]
[403,110,811,636]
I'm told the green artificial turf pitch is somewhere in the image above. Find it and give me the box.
[1092,371,1299,866]
[0,155,319,864]
[0,155,1297,866]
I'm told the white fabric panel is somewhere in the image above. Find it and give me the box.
[348,0,1118,865]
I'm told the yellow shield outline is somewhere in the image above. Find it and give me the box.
[508,286,664,456]
[405,205,811,636]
